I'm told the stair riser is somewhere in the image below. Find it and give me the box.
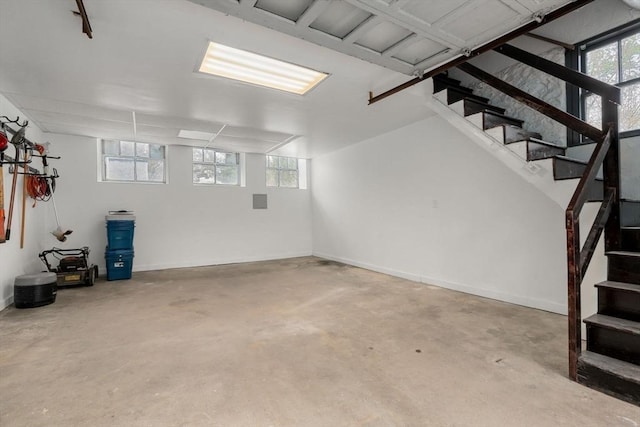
[599,289,640,322]
[577,361,640,406]
[608,254,640,284]
[433,76,465,94]
[621,201,640,227]
[553,159,586,180]
[621,228,640,252]
[587,326,640,365]
[586,180,604,203]
[482,113,523,130]
[463,100,505,116]
[527,142,564,161]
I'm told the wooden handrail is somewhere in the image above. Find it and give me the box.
[456,62,604,141]
[495,44,620,104]
[566,128,613,221]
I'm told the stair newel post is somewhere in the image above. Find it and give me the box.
[602,104,621,252]
[566,212,581,380]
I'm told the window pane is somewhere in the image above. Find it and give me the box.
[148,160,164,182]
[103,140,119,155]
[136,160,149,181]
[266,168,278,187]
[216,165,238,185]
[193,148,203,162]
[136,142,149,158]
[215,152,237,165]
[621,83,640,132]
[621,32,640,82]
[266,155,278,168]
[193,164,215,184]
[585,94,602,130]
[105,157,134,181]
[278,156,289,169]
[150,144,164,160]
[120,141,135,157]
[204,149,216,163]
[287,157,298,170]
[586,42,619,84]
[279,170,298,188]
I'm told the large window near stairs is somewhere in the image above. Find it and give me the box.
[575,22,640,137]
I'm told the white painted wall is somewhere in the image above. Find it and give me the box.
[312,114,607,315]
[0,95,49,310]
[42,134,312,274]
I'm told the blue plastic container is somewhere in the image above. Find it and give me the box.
[105,249,134,281]
[106,221,135,250]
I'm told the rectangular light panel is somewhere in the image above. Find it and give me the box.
[199,42,328,95]
[178,129,216,141]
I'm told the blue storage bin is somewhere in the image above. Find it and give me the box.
[106,220,135,250]
[105,249,134,281]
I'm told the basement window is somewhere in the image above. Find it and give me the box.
[266,155,306,189]
[193,148,239,185]
[101,140,166,183]
[578,23,640,135]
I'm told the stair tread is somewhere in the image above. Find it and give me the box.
[462,97,505,113]
[579,350,640,381]
[584,314,640,335]
[595,280,640,293]
[433,74,462,86]
[606,251,640,257]
[554,155,588,165]
[482,110,524,124]
[527,137,565,149]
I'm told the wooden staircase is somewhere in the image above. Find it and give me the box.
[432,74,603,196]
[433,73,640,406]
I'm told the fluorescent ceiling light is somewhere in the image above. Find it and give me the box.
[199,42,328,95]
[178,130,216,140]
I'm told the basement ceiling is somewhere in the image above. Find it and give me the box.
[0,0,594,158]
[188,0,574,76]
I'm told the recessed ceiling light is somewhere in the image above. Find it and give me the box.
[198,41,328,95]
[178,130,216,141]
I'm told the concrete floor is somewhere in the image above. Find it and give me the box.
[1,257,639,427]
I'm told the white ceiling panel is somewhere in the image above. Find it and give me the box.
[392,38,448,66]
[354,20,413,53]
[309,1,372,39]
[436,0,523,41]
[255,0,315,22]
[399,0,470,25]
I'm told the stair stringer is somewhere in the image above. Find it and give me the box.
[429,91,577,209]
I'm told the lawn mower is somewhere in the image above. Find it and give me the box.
[39,247,99,287]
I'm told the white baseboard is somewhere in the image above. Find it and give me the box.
[313,251,566,315]
[1,296,14,312]
[130,251,314,273]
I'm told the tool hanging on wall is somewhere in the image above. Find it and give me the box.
[35,144,71,242]
[0,123,8,243]
[20,142,29,248]
[5,124,26,241]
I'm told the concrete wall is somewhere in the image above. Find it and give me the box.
[41,134,313,274]
[0,95,48,310]
[312,114,575,314]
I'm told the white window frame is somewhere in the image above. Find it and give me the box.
[101,140,166,183]
[266,155,301,188]
[192,148,240,185]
